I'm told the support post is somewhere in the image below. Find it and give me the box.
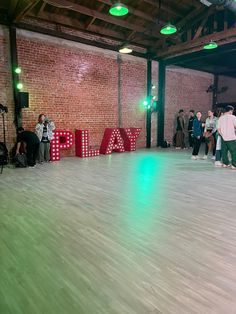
[9,26,21,129]
[146,58,152,148]
[213,74,218,110]
[117,55,122,128]
[157,61,166,147]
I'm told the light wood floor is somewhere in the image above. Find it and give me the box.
[0,149,236,314]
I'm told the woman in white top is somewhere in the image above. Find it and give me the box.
[203,110,218,159]
[35,114,55,162]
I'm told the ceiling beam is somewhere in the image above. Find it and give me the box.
[142,0,183,18]
[154,6,210,51]
[15,21,147,57]
[13,0,41,22]
[9,0,20,20]
[38,0,162,38]
[28,11,153,47]
[192,6,216,40]
[158,25,236,59]
[97,0,158,23]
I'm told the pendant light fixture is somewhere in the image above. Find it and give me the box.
[203,40,218,50]
[119,46,132,54]
[109,2,129,16]
[160,23,177,35]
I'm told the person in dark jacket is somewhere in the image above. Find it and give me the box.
[176,109,185,149]
[187,110,195,148]
[191,111,204,159]
[16,127,40,167]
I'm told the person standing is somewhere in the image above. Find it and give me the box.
[16,127,40,167]
[203,110,218,159]
[218,105,236,169]
[191,111,204,160]
[36,114,55,163]
[187,110,195,148]
[176,109,185,149]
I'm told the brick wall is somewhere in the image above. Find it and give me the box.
[0,26,149,156]
[217,75,236,104]
[0,25,213,155]
[165,66,213,143]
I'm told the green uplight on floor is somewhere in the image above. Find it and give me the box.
[109,2,129,16]
[16,83,23,90]
[160,24,177,35]
[203,41,218,50]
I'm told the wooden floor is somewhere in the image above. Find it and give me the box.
[1,149,236,314]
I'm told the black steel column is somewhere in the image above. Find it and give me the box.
[117,55,122,128]
[157,61,166,147]
[213,74,218,111]
[146,58,152,148]
[9,26,21,129]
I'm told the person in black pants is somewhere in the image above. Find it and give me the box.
[16,127,40,167]
[187,110,195,148]
[191,111,204,160]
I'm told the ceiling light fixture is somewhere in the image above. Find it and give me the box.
[119,47,132,54]
[203,40,218,50]
[109,2,129,16]
[160,23,177,35]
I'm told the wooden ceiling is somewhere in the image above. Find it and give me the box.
[0,0,236,60]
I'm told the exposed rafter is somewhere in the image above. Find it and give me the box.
[158,26,236,59]
[13,0,41,22]
[142,0,184,18]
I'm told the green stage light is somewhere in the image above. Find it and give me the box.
[160,24,177,35]
[203,41,218,50]
[16,82,23,90]
[109,2,129,16]
[15,67,22,74]
[143,100,148,107]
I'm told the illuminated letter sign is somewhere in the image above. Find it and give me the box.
[100,128,125,155]
[120,128,141,151]
[50,130,74,161]
[75,130,100,158]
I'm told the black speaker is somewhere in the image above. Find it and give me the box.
[18,92,29,108]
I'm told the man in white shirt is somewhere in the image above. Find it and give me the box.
[218,105,236,169]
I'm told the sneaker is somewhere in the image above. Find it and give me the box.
[211,156,216,160]
[215,161,222,167]
[191,156,197,160]
[202,155,208,160]
[231,165,236,170]
[222,164,231,168]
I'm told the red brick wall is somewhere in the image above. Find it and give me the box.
[0,27,148,156]
[165,67,213,143]
[0,25,213,154]
[217,75,236,104]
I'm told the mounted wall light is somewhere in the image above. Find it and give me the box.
[160,23,177,35]
[14,67,22,74]
[16,83,23,90]
[203,40,218,49]
[119,47,133,54]
[109,2,129,16]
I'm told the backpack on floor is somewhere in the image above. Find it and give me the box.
[14,154,28,168]
[0,142,8,165]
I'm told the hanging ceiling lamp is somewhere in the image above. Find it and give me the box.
[119,46,132,54]
[203,40,218,50]
[160,23,177,35]
[109,2,129,16]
